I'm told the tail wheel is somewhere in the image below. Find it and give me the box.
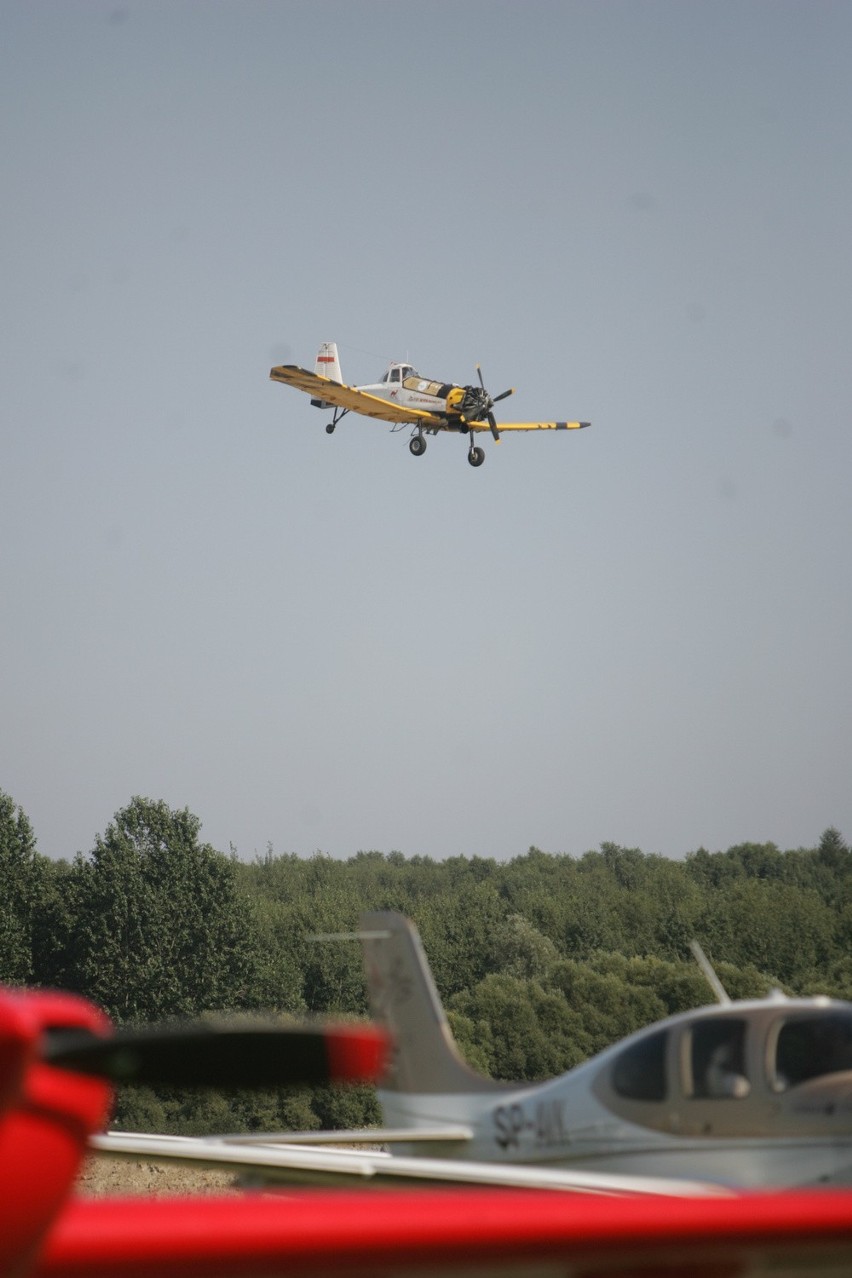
[468,446,486,468]
[325,422,336,434]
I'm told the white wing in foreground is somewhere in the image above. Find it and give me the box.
[92,1131,728,1197]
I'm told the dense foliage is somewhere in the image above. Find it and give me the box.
[2,788,851,1133]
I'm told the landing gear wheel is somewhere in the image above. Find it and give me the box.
[325,422,336,434]
[409,435,427,457]
[468,446,485,468]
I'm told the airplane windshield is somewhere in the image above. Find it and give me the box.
[689,1018,749,1099]
[380,366,421,384]
[611,1028,667,1102]
[774,1012,852,1089]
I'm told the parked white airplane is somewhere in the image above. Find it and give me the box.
[14,981,852,1277]
[358,911,852,1189]
[270,342,590,467]
[94,911,852,1192]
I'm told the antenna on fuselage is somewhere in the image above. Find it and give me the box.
[689,939,731,1005]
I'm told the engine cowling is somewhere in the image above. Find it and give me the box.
[446,385,490,420]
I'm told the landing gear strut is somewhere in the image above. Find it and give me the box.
[325,406,349,435]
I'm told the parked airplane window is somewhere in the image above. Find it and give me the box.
[611,1029,667,1102]
[774,1012,852,1089]
[689,1019,749,1099]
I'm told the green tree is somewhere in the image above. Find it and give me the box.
[696,877,833,989]
[0,788,43,983]
[817,826,850,872]
[71,796,260,1022]
[548,955,669,1056]
[487,913,560,980]
[32,856,84,990]
[246,894,308,1015]
[450,974,582,1080]
[417,879,507,997]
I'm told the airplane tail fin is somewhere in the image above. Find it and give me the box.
[314,342,342,382]
[360,911,504,1095]
[310,342,343,409]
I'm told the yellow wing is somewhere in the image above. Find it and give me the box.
[467,419,591,433]
[270,365,440,427]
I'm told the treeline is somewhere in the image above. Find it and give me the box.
[2,788,851,1134]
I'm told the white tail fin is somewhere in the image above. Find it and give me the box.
[360,911,505,1095]
[314,341,342,383]
[310,342,343,410]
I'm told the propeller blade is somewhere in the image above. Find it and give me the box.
[475,367,512,438]
[42,1023,388,1089]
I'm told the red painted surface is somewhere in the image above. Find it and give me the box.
[33,1188,852,1277]
[324,1022,388,1082]
[0,989,112,1277]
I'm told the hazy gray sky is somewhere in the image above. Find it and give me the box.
[2,0,850,863]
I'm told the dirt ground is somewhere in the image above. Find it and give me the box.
[76,1153,241,1197]
[76,1141,384,1196]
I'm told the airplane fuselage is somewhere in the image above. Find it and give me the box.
[357,364,478,428]
[377,996,852,1188]
[381,1088,852,1190]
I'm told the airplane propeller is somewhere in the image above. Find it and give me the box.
[41,1021,388,1089]
[473,365,514,442]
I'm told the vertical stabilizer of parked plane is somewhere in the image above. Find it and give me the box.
[360,911,506,1095]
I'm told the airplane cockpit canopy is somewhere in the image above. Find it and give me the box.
[597,1003,852,1137]
[380,364,420,384]
[774,1010,852,1087]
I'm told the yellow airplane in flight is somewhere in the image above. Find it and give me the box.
[270,342,590,468]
